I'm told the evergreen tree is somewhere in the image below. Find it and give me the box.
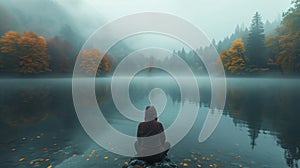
[216,25,248,53]
[247,12,266,67]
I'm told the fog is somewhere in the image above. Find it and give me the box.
[58,0,291,41]
[0,0,104,41]
[0,0,292,46]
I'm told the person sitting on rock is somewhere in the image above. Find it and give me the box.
[135,105,170,163]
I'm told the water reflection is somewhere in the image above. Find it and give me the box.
[0,78,299,167]
[225,78,300,167]
[0,81,51,126]
[97,77,299,167]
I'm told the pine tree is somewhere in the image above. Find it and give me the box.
[247,12,266,67]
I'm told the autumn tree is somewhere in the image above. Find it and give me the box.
[247,12,266,67]
[47,36,73,72]
[0,31,50,73]
[0,31,21,71]
[264,0,300,74]
[78,48,113,76]
[283,0,300,33]
[264,35,281,71]
[265,35,280,61]
[220,38,247,74]
[18,31,50,73]
[102,54,113,72]
[276,0,300,74]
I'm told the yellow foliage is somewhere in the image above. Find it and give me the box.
[219,38,247,74]
[79,48,113,75]
[0,30,50,73]
[0,31,21,55]
[229,38,246,57]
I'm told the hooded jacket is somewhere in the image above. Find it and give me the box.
[136,106,167,162]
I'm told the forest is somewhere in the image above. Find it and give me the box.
[178,0,300,76]
[0,0,299,76]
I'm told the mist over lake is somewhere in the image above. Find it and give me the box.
[1,0,300,168]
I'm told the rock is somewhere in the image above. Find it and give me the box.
[122,157,178,168]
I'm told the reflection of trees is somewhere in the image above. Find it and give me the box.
[226,79,300,167]
[274,84,300,168]
[0,80,78,127]
[0,83,51,126]
[95,80,111,103]
[3,78,298,167]
[226,82,263,149]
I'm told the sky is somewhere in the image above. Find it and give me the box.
[57,0,292,42]
[0,0,293,46]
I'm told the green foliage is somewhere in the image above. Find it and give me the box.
[247,12,266,67]
[218,2,300,76]
[171,49,205,74]
[215,25,249,53]
[220,38,271,75]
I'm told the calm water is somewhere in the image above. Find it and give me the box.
[0,77,299,168]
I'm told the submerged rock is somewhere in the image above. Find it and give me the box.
[122,157,178,168]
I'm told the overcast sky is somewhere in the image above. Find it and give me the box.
[61,0,292,41]
[52,0,293,50]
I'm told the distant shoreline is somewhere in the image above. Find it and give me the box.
[0,72,73,79]
[0,72,300,79]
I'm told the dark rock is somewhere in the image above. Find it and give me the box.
[122,157,178,168]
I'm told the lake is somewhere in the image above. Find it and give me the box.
[0,77,299,168]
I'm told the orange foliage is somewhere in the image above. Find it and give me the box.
[275,32,300,74]
[220,38,247,74]
[79,48,113,75]
[0,30,50,73]
[0,30,21,55]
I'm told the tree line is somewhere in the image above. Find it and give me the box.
[0,0,113,76]
[219,0,300,75]
[1,0,299,77]
[175,0,300,76]
[0,30,113,75]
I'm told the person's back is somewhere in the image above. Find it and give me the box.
[135,106,170,163]
[137,120,164,150]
